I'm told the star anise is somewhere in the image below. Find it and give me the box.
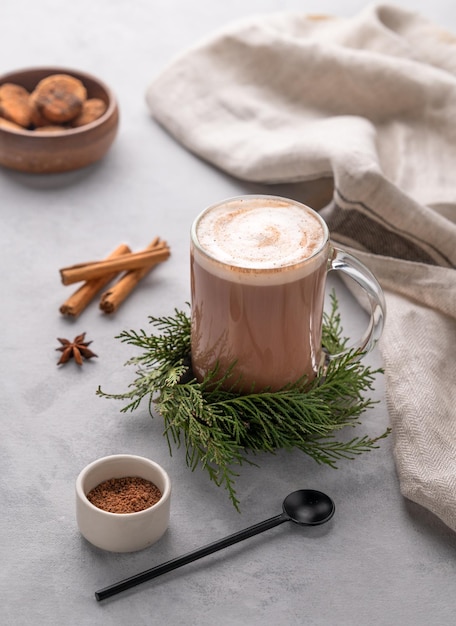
[56,332,98,366]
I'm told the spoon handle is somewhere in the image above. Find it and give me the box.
[95,512,287,601]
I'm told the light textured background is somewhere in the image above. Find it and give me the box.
[1,1,456,625]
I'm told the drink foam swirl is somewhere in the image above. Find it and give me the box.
[194,197,327,271]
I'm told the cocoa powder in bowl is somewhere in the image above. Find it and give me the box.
[87,476,162,514]
[76,454,171,552]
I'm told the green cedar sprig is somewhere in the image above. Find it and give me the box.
[97,294,389,510]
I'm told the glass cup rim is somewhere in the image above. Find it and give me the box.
[190,194,330,272]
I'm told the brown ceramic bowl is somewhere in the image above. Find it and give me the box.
[0,67,119,173]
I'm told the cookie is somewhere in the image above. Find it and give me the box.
[31,74,87,123]
[0,116,25,131]
[29,100,52,128]
[34,125,67,133]
[71,98,107,127]
[0,83,34,128]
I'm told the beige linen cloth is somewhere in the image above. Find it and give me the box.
[146,4,456,531]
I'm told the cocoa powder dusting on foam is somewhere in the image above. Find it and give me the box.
[196,198,326,271]
[87,476,162,514]
[258,225,280,247]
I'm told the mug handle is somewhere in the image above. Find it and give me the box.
[327,246,386,360]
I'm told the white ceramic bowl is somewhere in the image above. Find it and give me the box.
[76,454,171,552]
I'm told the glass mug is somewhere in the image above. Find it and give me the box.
[190,195,385,393]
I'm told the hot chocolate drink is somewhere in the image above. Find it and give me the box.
[190,196,329,392]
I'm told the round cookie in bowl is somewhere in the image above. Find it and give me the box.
[0,67,119,173]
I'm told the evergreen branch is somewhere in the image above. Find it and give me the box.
[322,290,348,354]
[97,295,388,511]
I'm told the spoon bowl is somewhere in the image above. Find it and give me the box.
[282,489,335,525]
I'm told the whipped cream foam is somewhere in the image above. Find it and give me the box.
[192,196,328,282]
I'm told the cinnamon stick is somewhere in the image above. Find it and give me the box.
[59,245,170,285]
[59,244,131,317]
[99,237,167,314]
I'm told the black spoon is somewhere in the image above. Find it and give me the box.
[95,489,335,601]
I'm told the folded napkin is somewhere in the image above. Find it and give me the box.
[146,4,456,531]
